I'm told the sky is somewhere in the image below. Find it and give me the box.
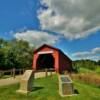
[0,0,100,61]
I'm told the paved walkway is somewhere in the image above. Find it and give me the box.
[0,72,55,87]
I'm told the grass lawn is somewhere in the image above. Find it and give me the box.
[95,67,100,75]
[79,68,94,73]
[0,75,100,100]
[79,67,100,76]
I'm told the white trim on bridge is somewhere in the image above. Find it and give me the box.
[38,51,53,54]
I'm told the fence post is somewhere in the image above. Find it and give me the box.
[0,71,1,78]
[11,69,13,77]
[64,70,68,75]
[2,71,4,77]
[45,69,48,77]
[50,70,52,77]
[23,69,25,74]
[13,68,15,78]
[19,69,21,75]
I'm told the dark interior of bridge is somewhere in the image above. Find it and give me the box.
[36,54,54,70]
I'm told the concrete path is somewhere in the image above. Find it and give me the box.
[0,72,55,87]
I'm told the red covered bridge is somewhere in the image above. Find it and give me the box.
[32,44,73,73]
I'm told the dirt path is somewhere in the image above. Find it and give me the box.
[0,77,19,87]
[0,72,55,87]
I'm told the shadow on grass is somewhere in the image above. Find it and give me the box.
[32,86,44,91]
[74,89,79,94]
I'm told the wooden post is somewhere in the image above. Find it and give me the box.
[50,68,53,77]
[45,69,48,77]
[19,69,21,75]
[69,71,72,78]
[1,71,4,77]
[64,70,68,75]
[50,71,52,77]
[23,69,25,74]
[13,68,15,78]
[0,71,1,78]
[11,69,13,77]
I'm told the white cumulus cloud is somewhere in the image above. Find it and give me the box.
[72,47,100,60]
[38,0,100,40]
[14,30,59,46]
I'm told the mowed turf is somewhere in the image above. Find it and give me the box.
[0,75,100,100]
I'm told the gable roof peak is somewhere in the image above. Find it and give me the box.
[34,44,60,53]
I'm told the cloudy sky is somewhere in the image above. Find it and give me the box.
[0,0,100,61]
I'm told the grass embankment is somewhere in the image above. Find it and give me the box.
[0,75,100,100]
[79,67,100,75]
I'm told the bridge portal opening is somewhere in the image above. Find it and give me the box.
[36,54,54,70]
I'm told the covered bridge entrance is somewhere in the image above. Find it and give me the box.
[36,53,54,70]
[32,44,73,73]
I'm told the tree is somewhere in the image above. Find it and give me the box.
[0,38,34,70]
[0,49,5,68]
[97,60,100,65]
[74,59,97,70]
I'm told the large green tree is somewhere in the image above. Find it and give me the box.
[97,60,100,65]
[0,39,34,70]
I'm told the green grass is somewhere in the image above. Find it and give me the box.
[79,68,94,73]
[95,67,100,75]
[79,67,100,75]
[0,75,100,100]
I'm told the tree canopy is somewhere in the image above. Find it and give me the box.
[0,38,34,70]
[73,59,100,71]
